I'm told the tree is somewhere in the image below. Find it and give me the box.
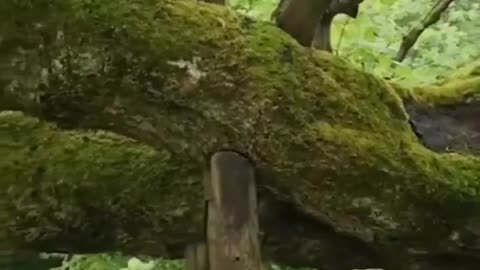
[271,0,363,51]
[1,0,480,269]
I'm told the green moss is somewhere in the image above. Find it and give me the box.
[2,0,480,248]
[389,81,417,102]
[414,77,480,106]
[411,61,480,106]
[0,111,203,249]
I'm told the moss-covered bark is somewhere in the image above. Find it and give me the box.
[405,62,480,155]
[1,0,480,269]
[0,111,204,255]
[410,60,480,105]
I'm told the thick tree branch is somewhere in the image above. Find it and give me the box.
[312,0,363,51]
[1,1,480,269]
[0,112,392,270]
[395,0,456,62]
[271,0,331,46]
[271,0,363,51]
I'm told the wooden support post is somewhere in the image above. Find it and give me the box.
[205,151,263,270]
[185,243,208,270]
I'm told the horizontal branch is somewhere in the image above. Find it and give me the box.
[0,111,392,270]
[0,111,205,256]
[1,0,480,269]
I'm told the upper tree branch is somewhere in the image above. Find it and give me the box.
[395,0,456,62]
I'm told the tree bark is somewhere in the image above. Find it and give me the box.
[312,0,363,52]
[272,0,331,46]
[1,1,480,269]
[273,0,363,51]
[206,152,263,270]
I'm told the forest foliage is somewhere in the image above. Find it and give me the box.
[232,0,479,86]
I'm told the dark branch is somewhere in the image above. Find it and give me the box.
[395,0,455,62]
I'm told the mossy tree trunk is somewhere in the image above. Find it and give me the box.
[1,0,480,270]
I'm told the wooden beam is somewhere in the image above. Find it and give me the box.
[185,243,208,270]
[206,151,263,270]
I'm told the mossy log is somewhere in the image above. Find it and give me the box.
[1,0,480,269]
[402,62,480,155]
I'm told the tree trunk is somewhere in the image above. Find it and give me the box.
[312,0,363,51]
[272,0,331,46]
[1,1,480,270]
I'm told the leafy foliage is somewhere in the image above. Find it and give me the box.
[230,0,480,86]
[45,254,183,270]
[230,0,278,20]
[44,254,315,270]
